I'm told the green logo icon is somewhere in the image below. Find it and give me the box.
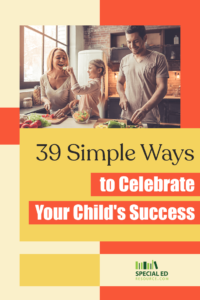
[135,260,169,280]
[135,260,158,270]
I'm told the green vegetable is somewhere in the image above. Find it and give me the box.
[119,122,126,128]
[103,120,120,125]
[104,120,126,128]
[28,113,51,127]
[128,125,142,128]
[107,121,122,128]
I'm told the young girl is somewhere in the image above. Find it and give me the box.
[66,59,106,117]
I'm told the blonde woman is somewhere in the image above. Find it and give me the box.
[67,59,106,117]
[40,48,75,118]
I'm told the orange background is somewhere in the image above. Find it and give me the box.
[100,0,199,128]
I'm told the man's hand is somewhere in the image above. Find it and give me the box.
[117,75,128,110]
[131,108,147,124]
[119,97,129,110]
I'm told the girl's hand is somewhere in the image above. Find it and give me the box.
[44,100,52,112]
[65,66,74,76]
[69,100,79,109]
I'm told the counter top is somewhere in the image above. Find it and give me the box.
[23,109,99,128]
[22,107,179,128]
[41,119,179,128]
[163,96,180,99]
[44,117,97,128]
[108,94,180,99]
[20,105,44,115]
[43,118,149,128]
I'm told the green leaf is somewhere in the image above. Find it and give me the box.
[28,114,51,127]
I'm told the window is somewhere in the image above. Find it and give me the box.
[20,25,69,89]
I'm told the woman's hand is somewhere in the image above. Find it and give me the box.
[54,107,69,119]
[131,108,147,124]
[44,100,52,112]
[69,100,79,109]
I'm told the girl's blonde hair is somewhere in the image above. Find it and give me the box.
[47,48,69,72]
[89,59,106,103]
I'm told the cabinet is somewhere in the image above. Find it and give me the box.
[107,97,121,119]
[110,27,180,63]
[158,98,180,123]
[107,97,180,124]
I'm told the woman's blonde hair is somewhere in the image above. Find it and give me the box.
[89,59,106,103]
[47,48,69,72]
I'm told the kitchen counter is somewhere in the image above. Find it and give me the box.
[44,117,97,128]
[22,115,179,128]
[108,94,180,99]
[20,105,44,115]
[43,118,179,128]
[21,105,179,128]
[44,117,148,128]
[163,96,180,99]
[21,106,99,128]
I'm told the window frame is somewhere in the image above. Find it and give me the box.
[20,25,69,89]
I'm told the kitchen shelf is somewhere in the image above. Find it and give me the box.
[110,33,126,48]
[109,27,180,64]
[164,44,180,60]
[164,27,180,45]
[110,47,131,63]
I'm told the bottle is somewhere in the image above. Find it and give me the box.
[170,51,176,59]
[174,35,179,44]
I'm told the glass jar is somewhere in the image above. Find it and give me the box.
[32,85,41,106]
[22,97,32,108]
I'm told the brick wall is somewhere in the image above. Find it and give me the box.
[167,71,181,96]
[83,26,180,96]
[108,70,181,96]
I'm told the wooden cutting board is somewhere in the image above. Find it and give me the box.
[43,115,68,124]
[93,118,127,128]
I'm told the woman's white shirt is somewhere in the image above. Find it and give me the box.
[40,73,75,112]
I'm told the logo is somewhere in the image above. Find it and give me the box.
[135,260,169,281]
[135,260,158,270]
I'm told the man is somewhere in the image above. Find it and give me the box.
[117,26,169,126]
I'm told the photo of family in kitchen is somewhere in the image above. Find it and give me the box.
[20,25,181,129]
